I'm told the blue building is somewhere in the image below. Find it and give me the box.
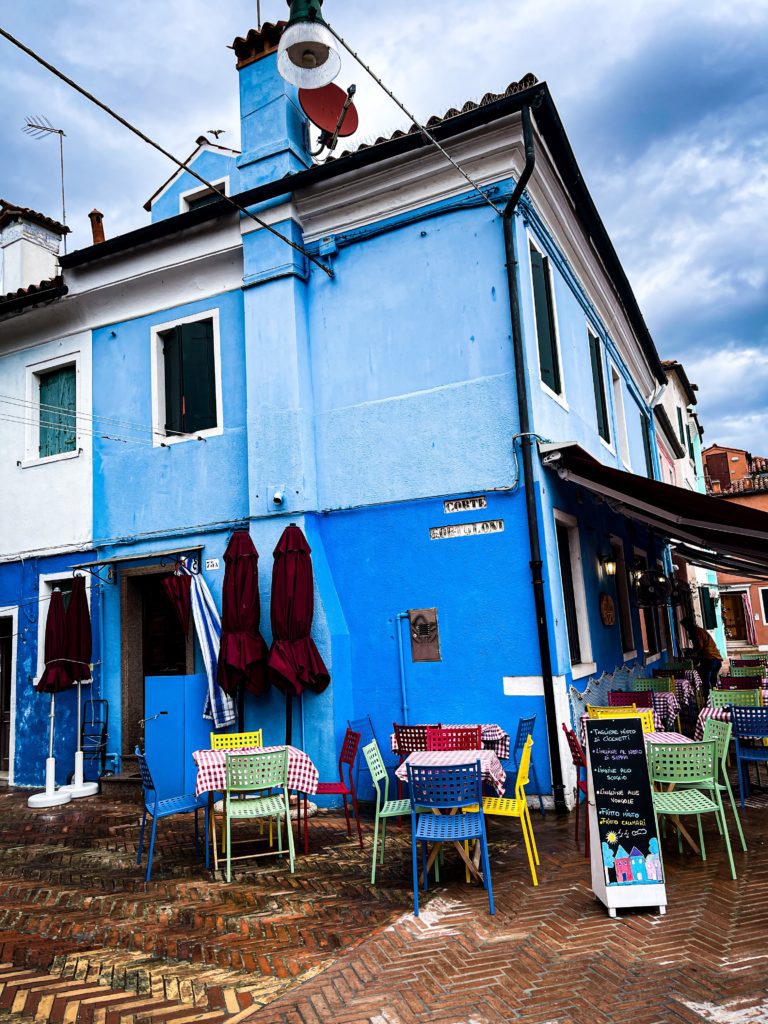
[3,20,761,807]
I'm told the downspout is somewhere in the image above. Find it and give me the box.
[502,104,567,813]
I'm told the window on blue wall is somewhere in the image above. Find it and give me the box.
[529,241,562,395]
[686,423,695,462]
[676,406,685,445]
[641,414,654,477]
[588,331,610,442]
[37,364,76,458]
[611,539,634,655]
[160,319,217,436]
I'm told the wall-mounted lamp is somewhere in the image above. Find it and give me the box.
[602,556,617,577]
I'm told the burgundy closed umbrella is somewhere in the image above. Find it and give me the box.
[28,588,74,807]
[162,574,192,635]
[218,530,269,728]
[268,524,330,745]
[60,576,98,798]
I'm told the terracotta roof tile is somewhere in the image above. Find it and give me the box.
[0,200,68,235]
[0,275,64,305]
[231,21,286,68]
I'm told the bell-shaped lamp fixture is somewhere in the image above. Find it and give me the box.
[277,0,341,89]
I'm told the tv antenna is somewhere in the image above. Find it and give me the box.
[22,114,67,253]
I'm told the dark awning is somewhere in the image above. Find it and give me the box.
[541,442,768,576]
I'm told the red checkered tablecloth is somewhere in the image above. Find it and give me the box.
[193,745,319,798]
[395,749,507,797]
[645,731,691,745]
[389,724,510,760]
[695,691,768,740]
[674,677,697,705]
[651,692,681,729]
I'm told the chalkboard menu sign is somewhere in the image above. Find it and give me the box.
[585,719,663,888]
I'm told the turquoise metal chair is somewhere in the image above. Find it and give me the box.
[135,745,209,883]
[224,749,294,881]
[363,738,420,883]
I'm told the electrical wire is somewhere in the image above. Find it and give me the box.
[0,25,334,280]
[325,20,505,217]
[0,394,188,442]
[0,410,151,447]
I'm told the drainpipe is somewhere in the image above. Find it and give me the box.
[502,104,567,813]
[396,612,410,724]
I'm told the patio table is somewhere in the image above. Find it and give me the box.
[389,724,510,760]
[395,749,507,798]
[650,692,681,730]
[694,692,768,740]
[193,745,319,869]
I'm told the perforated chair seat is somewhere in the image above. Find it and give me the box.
[379,798,414,818]
[415,810,484,842]
[150,794,208,819]
[227,793,287,819]
[652,790,719,815]
[482,796,524,817]
[316,781,351,795]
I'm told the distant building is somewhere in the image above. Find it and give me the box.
[703,444,768,652]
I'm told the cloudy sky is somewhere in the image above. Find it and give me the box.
[1,0,766,450]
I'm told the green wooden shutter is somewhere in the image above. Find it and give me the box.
[686,423,695,461]
[180,320,217,434]
[162,327,183,435]
[588,332,610,442]
[39,365,76,458]
[676,407,685,444]
[530,246,561,395]
[699,586,718,630]
[641,414,654,477]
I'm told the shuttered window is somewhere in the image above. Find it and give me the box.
[641,414,654,477]
[530,244,562,395]
[588,331,610,442]
[161,319,217,436]
[556,522,583,665]
[38,365,76,458]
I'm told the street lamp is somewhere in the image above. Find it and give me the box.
[277,0,341,89]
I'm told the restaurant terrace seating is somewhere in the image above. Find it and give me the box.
[731,664,768,678]
[731,707,768,808]
[587,705,655,733]
[716,676,763,690]
[562,723,589,857]
[426,725,482,751]
[224,749,294,882]
[609,690,652,708]
[481,735,539,885]
[710,689,762,708]
[316,727,364,848]
[363,738,422,884]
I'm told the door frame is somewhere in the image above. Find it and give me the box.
[0,607,18,786]
[721,587,749,644]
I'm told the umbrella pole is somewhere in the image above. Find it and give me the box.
[28,692,71,807]
[61,681,99,799]
[238,687,245,732]
[285,690,293,747]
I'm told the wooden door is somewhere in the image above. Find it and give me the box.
[721,592,747,642]
[0,619,12,776]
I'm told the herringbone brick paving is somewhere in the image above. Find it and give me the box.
[0,780,765,1024]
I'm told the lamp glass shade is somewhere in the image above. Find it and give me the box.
[603,558,617,576]
[277,21,341,88]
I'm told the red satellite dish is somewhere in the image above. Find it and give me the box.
[299,83,359,138]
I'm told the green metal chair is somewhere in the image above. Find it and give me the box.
[675,720,746,854]
[711,689,762,708]
[224,749,294,882]
[731,665,767,679]
[363,738,426,884]
[632,678,659,692]
[647,741,736,880]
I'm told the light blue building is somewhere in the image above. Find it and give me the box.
[4,20,752,806]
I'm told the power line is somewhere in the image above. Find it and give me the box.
[0,393,189,440]
[0,26,334,279]
[325,20,505,217]
[0,410,151,447]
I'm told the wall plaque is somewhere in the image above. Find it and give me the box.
[429,519,504,540]
[408,608,441,662]
[443,496,488,514]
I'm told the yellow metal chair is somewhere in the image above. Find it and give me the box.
[210,731,266,852]
[587,705,655,733]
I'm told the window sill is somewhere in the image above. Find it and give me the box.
[571,661,597,681]
[644,653,661,665]
[18,449,82,470]
[152,426,223,448]
[599,436,615,455]
[622,650,638,662]
[540,380,570,412]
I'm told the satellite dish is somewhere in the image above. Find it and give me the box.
[299,83,359,156]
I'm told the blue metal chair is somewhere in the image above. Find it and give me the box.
[348,715,397,793]
[135,745,209,882]
[406,760,494,917]
[513,715,545,815]
[730,707,768,808]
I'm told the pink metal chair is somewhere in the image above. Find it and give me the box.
[562,724,589,858]
[316,727,364,848]
[717,676,763,690]
[426,726,482,751]
[608,690,653,708]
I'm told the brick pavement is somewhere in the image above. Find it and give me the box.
[0,782,765,1024]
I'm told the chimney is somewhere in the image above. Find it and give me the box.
[88,209,105,245]
[231,21,311,190]
[0,200,67,294]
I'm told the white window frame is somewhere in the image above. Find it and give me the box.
[528,233,568,410]
[21,350,82,468]
[633,546,660,664]
[0,605,18,786]
[35,571,90,683]
[588,322,614,453]
[150,307,223,447]
[610,364,631,469]
[759,587,768,625]
[554,510,595,679]
[609,534,635,660]
[178,177,229,214]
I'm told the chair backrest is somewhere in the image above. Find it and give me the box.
[647,741,717,787]
[702,717,733,768]
[561,723,587,770]
[731,658,767,670]
[664,659,694,671]
[711,688,761,708]
[514,714,537,753]
[632,678,660,692]
[340,727,361,768]
[210,729,263,750]
[738,653,768,665]
[513,734,533,797]
[347,716,376,749]
[393,723,440,758]
[426,726,482,751]
[406,760,481,810]
[134,745,155,794]
[716,676,763,690]
[587,706,654,733]
[609,690,652,708]
[653,669,676,679]
[362,739,388,787]
[730,706,768,739]
[730,665,767,678]
[225,748,287,793]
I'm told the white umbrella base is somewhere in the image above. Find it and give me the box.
[28,757,72,807]
[60,751,99,798]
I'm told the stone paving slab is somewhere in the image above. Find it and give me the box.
[0,782,766,1023]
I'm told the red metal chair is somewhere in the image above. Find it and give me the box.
[393,723,440,800]
[426,726,482,751]
[608,690,652,708]
[717,676,764,690]
[562,723,589,858]
[316,728,364,848]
